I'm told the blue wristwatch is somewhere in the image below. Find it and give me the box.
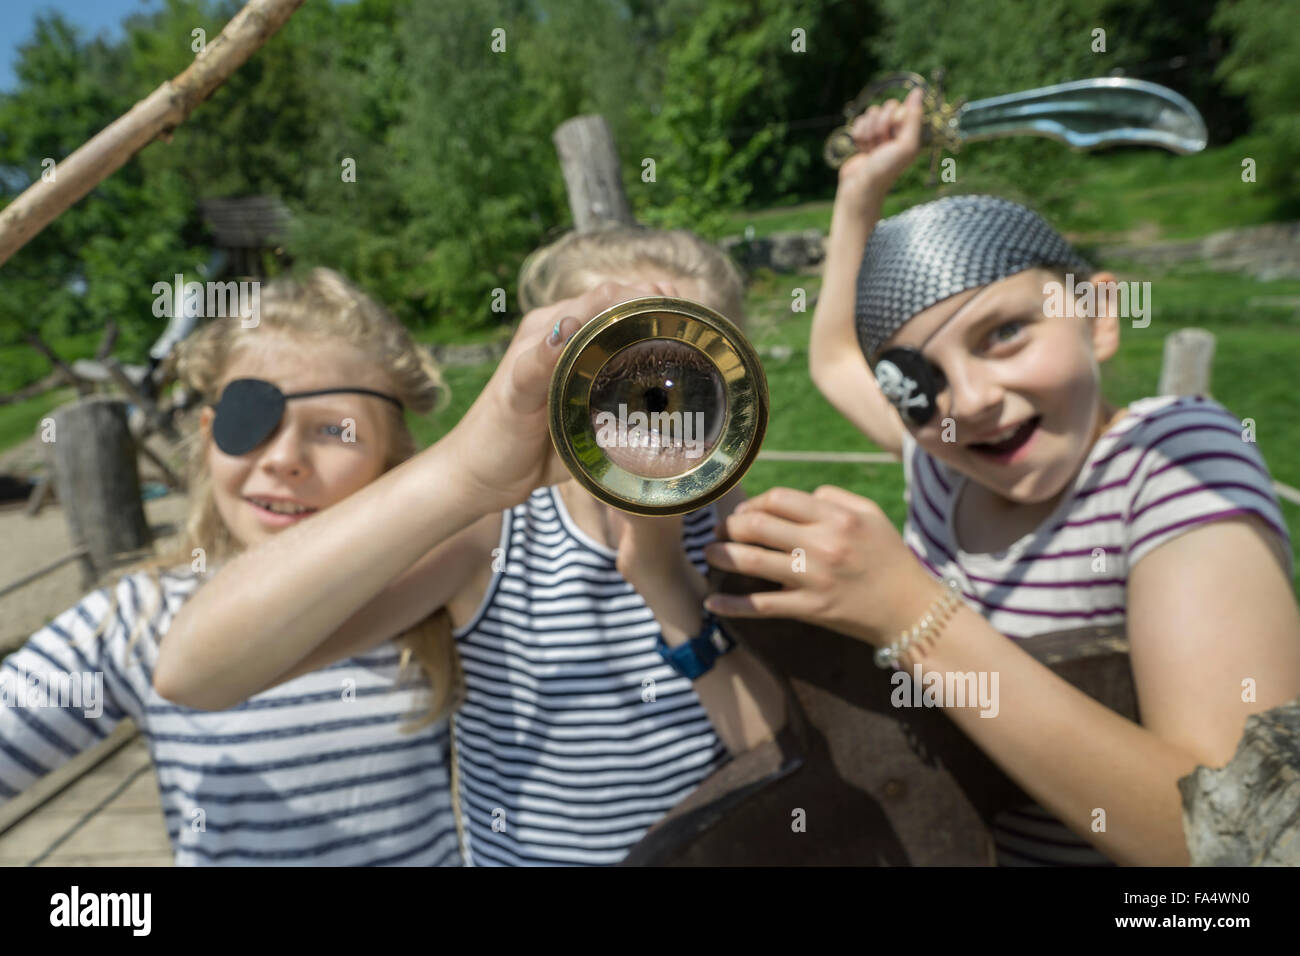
[655,613,736,680]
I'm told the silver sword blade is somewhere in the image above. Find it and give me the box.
[955,77,1208,154]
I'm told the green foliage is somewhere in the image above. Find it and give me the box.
[0,12,206,361]
[640,0,879,233]
[1212,0,1300,210]
[0,0,1293,389]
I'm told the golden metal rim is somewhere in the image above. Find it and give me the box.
[547,296,769,517]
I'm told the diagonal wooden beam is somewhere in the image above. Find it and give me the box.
[0,0,305,266]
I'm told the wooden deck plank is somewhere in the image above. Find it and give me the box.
[0,723,173,866]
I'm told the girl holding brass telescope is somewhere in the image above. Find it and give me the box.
[1,269,460,865]
[157,231,787,866]
[704,88,1300,866]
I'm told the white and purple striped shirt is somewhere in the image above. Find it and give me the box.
[901,394,1292,865]
[902,394,1291,639]
[0,569,460,866]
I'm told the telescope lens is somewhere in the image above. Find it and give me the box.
[589,338,726,479]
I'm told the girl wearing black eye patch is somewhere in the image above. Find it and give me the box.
[2,269,463,866]
[208,379,405,456]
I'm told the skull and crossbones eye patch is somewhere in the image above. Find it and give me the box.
[210,378,404,455]
[873,348,945,428]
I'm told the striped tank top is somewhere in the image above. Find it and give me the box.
[450,486,730,865]
[0,569,460,866]
[901,394,1292,865]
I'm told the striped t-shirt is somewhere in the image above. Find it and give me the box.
[0,569,459,866]
[901,393,1293,865]
[450,486,730,866]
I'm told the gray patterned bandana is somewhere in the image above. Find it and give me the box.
[855,195,1091,426]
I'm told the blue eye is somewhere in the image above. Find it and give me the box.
[990,320,1026,345]
[320,423,345,439]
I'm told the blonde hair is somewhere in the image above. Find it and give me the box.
[88,268,460,728]
[518,224,747,323]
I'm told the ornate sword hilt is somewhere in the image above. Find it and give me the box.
[824,69,964,182]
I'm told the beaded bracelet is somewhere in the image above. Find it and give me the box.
[873,579,964,670]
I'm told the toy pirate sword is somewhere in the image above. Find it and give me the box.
[824,71,1208,171]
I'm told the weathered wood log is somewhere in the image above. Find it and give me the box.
[41,398,152,583]
[0,0,305,265]
[1158,328,1216,397]
[553,115,637,233]
[1179,696,1300,866]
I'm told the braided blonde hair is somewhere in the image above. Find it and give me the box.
[89,268,460,728]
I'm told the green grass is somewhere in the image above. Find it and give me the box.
[724,134,1285,244]
[0,387,76,454]
[1050,134,1285,240]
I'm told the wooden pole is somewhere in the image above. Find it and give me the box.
[1158,328,1216,397]
[1179,696,1300,865]
[553,115,637,233]
[0,0,305,265]
[42,397,153,584]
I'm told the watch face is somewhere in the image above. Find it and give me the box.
[873,348,938,427]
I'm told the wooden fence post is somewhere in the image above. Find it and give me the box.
[553,115,637,233]
[1158,328,1216,397]
[1179,696,1300,865]
[42,397,153,587]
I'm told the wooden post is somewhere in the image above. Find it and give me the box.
[1158,328,1216,397]
[42,398,153,586]
[553,115,637,233]
[1179,696,1300,865]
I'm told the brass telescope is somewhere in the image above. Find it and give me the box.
[547,296,769,517]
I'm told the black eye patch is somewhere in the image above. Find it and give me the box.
[210,378,403,456]
[872,348,941,428]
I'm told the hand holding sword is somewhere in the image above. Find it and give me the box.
[825,70,1209,181]
[835,86,926,217]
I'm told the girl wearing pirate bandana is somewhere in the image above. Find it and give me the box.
[703,89,1300,865]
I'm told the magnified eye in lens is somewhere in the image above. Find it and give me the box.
[549,295,767,516]
[589,339,726,479]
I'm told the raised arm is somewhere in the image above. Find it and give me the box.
[153,281,670,710]
[809,88,924,458]
[615,485,787,756]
